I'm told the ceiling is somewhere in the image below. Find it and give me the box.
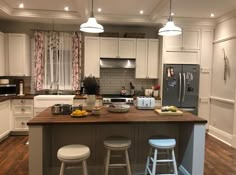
[0,0,236,26]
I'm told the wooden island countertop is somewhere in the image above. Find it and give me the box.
[28,106,207,125]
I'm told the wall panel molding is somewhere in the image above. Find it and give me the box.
[213,35,236,44]
[210,96,235,105]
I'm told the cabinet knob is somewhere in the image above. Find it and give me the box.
[21,108,25,112]
[21,121,26,125]
[21,100,25,103]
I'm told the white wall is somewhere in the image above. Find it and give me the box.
[209,14,236,147]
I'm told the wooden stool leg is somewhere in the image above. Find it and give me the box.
[172,149,178,175]
[104,149,111,175]
[151,149,158,175]
[125,149,131,175]
[59,162,65,175]
[144,147,153,175]
[82,160,88,175]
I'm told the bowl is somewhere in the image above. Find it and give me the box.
[92,107,101,116]
[107,104,130,113]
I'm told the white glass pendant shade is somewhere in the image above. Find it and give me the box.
[158,20,182,36]
[80,17,104,33]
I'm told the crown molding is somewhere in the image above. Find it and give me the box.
[216,9,236,24]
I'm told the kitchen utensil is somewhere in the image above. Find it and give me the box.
[145,89,153,96]
[155,109,183,115]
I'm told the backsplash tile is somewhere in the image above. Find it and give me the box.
[100,68,156,95]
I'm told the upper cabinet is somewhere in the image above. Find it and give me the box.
[0,32,5,76]
[5,33,30,76]
[84,36,100,78]
[164,29,200,51]
[136,39,159,79]
[100,37,136,58]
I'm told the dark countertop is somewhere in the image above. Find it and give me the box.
[28,106,207,125]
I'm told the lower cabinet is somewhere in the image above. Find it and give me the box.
[0,100,11,139]
[11,99,34,131]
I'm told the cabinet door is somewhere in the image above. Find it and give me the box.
[136,39,148,78]
[182,29,200,50]
[8,34,30,76]
[119,38,136,58]
[147,39,159,78]
[0,100,10,139]
[100,37,118,58]
[0,32,5,76]
[164,34,182,51]
[84,37,100,78]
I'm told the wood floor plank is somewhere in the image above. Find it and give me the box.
[0,134,235,175]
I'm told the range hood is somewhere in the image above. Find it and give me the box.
[100,58,135,69]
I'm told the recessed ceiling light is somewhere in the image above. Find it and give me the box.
[210,13,215,17]
[171,12,174,16]
[64,6,69,11]
[139,10,144,14]
[19,3,24,8]
[97,8,102,12]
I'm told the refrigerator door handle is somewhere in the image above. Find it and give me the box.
[182,73,186,102]
[178,73,182,102]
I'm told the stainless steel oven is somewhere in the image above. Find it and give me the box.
[0,84,17,96]
[102,94,134,105]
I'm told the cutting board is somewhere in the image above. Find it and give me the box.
[155,109,183,115]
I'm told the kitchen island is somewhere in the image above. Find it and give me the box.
[28,107,207,175]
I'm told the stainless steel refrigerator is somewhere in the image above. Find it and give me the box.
[162,64,200,115]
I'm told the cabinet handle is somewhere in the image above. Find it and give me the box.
[21,100,25,103]
[21,108,25,112]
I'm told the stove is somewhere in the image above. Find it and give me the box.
[102,94,134,105]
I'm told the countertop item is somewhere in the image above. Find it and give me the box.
[0,79,9,85]
[136,97,155,109]
[27,106,207,125]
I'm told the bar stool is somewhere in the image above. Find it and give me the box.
[57,144,90,175]
[144,138,178,175]
[104,136,132,175]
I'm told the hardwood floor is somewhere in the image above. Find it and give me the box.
[0,134,235,175]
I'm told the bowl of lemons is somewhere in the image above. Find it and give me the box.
[71,109,88,118]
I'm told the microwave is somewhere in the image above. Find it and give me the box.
[0,84,17,96]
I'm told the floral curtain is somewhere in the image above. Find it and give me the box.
[33,31,45,91]
[72,32,82,90]
[33,31,82,91]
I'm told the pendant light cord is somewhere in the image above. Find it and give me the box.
[169,0,172,21]
[91,0,94,17]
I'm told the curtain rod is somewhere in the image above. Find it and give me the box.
[30,29,81,33]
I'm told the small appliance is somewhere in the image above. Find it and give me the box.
[0,84,17,96]
[136,97,155,109]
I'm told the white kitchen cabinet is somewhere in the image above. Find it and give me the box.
[0,32,5,76]
[164,28,200,51]
[0,100,11,140]
[11,99,33,131]
[5,33,30,76]
[84,36,100,78]
[136,39,159,79]
[100,37,136,58]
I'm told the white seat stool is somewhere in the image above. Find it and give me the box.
[57,144,90,175]
[104,136,132,175]
[144,138,178,175]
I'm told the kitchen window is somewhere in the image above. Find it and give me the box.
[32,31,82,92]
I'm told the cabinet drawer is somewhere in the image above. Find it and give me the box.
[14,117,31,131]
[13,105,33,116]
[12,99,33,106]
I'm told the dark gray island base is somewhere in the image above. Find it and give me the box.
[28,107,207,175]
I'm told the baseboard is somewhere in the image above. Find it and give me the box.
[10,131,28,136]
[208,125,232,146]
[179,165,191,175]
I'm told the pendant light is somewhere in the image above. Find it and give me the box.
[158,0,181,36]
[80,0,104,33]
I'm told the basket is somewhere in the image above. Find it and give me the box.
[124,33,145,38]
